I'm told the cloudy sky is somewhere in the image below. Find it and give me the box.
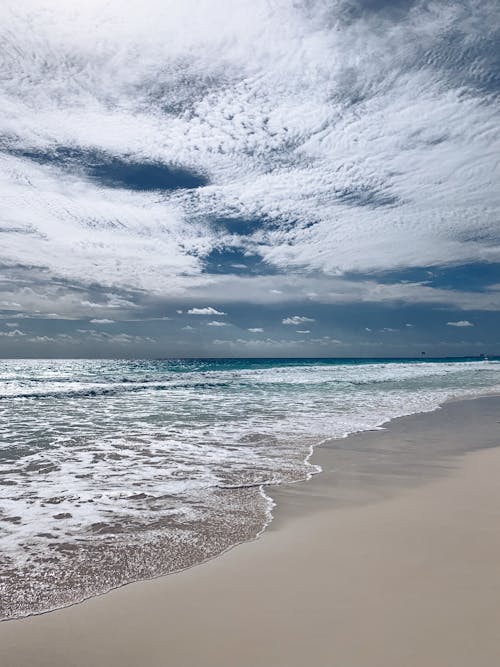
[1,0,499,357]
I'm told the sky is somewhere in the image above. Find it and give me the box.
[0,0,499,358]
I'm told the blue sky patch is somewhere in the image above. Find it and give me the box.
[10,147,208,191]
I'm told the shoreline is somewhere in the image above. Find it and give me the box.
[2,391,495,625]
[267,393,500,536]
[1,394,500,665]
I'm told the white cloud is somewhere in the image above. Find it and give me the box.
[28,335,57,343]
[0,329,26,337]
[182,325,194,330]
[70,330,157,344]
[90,318,114,324]
[0,0,498,321]
[1,269,499,330]
[5,322,19,327]
[282,315,315,325]
[207,320,228,327]
[446,320,474,327]
[211,337,328,351]
[185,274,500,311]
[296,329,310,334]
[187,307,226,316]
[310,336,342,345]
[0,301,21,308]
[248,327,264,333]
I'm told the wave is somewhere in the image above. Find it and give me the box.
[2,358,500,620]
[0,380,234,400]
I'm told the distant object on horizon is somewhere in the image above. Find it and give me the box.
[480,353,489,360]
[421,351,426,356]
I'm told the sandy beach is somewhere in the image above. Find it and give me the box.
[1,395,500,667]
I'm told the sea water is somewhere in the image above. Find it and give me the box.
[1,357,499,619]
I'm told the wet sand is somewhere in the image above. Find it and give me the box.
[1,396,500,666]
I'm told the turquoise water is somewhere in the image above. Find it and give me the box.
[1,357,499,619]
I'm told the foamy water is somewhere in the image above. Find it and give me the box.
[1,357,499,619]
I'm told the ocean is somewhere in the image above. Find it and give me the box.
[1,357,499,620]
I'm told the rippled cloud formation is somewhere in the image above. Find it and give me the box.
[0,0,499,355]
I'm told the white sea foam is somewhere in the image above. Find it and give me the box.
[1,358,499,619]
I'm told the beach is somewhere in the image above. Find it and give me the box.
[1,394,500,666]
[2,0,499,661]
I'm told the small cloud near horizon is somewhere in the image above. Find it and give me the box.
[447,320,474,327]
[282,315,315,325]
[0,329,26,337]
[188,307,226,316]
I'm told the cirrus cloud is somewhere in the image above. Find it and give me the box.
[0,0,498,356]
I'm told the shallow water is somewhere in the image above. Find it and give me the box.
[1,357,499,619]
